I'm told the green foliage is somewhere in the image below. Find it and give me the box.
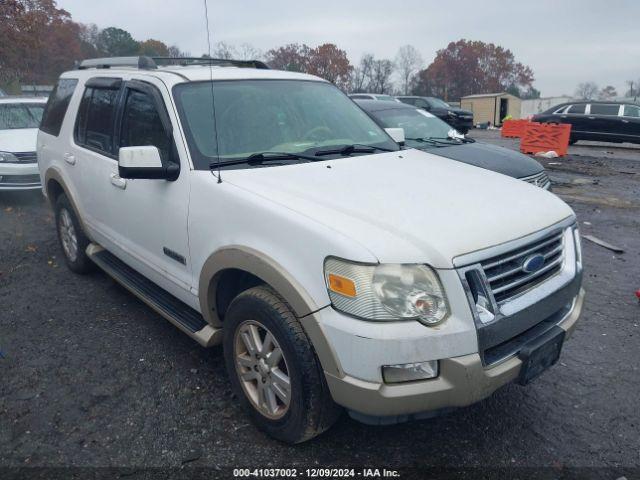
[96,27,139,56]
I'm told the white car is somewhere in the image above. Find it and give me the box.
[0,97,47,190]
[349,93,400,102]
[38,56,584,443]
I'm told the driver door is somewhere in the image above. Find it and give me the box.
[103,78,194,302]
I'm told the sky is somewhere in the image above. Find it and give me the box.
[57,0,640,97]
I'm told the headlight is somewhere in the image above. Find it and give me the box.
[324,258,449,325]
[0,151,19,163]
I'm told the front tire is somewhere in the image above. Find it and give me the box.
[54,194,94,274]
[223,285,341,443]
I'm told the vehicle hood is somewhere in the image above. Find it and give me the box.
[223,148,574,268]
[432,107,473,116]
[0,128,38,153]
[416,142,544,179]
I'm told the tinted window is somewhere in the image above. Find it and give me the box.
[119,89,171,162]
[567,104,586,114]
[350,95,369,100]
[0,103,45,129]
[398,98,416,105]
[75,87,119,155]
[623,105,640,118]
[40,78,78,136]
[590,104,620,116]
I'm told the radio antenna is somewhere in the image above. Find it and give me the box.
[203,0,222,183]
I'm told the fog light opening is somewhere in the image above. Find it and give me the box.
[382,360,439,384]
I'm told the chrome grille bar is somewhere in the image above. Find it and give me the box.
[491,255,564,295]
[482,232,563,270]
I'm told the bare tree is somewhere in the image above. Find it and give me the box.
[236,43,262,60]
[575,81,599,100]
[370,59,395,94]
[598,85,617,100]
[625,79,639,98]
[395,45,422,95]
[167,45,190,58]
[212,41,236,59]
[350,53,375,92]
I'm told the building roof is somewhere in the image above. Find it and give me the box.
[462,92,517,99]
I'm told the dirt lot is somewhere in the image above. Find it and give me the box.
[1,131,639,476]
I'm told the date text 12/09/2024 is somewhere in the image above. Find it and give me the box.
[233,468,401,478]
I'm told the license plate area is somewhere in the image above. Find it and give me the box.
[517,326,565,385]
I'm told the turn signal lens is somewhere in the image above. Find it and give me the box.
[327,274,357,298]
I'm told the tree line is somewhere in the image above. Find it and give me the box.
[2,0,541,101]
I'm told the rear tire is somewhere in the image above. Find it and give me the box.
[54,194,94,274]
[223,285,341,443]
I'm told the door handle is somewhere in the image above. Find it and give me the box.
[588,116,596,120]
[110,173,127,190]
[621,119,629,123]
[63,153,76,165]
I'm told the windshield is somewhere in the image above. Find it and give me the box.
[427,97,450,109]
[369,107,461,148]
[173,80,398,169]
[0,103,44,129]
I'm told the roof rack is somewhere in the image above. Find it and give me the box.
[76,56,269,71]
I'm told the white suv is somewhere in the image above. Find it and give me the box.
[0,97,47,190]
[37,56,585,443]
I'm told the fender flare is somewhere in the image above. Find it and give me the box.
[198,245,342,377]
[43,167,91,236]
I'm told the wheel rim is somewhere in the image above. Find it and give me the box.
[58,208,78,262]
[234,320,291,419]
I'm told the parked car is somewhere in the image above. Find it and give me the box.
[356,100,551,189]
[532,101,640,145]
[348,93,399,102]
[0,97,47,190]
[38,56,584,444]
[397,95,474,133]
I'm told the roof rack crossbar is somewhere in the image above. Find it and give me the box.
[151,57,269,70]
[76,56,270,71]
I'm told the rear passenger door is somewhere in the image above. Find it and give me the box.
[621,104,640,142]
[588,104,623,140]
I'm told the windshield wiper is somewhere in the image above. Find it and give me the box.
[314,144,394,157]
[405,137,449,147]
[430,136,476,144]
[210,151,319,168]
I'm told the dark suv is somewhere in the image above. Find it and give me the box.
[397,96,473,133]
[532,101,640,145]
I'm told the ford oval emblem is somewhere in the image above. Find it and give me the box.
[522,254,545,273]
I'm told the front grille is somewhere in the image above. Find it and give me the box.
[0,174,40,184]
[521,171,551,189]
[480,230,565,303]
[12,152,38,163]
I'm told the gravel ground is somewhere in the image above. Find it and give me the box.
[1,131,639,476]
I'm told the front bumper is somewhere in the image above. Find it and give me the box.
[323,287,584,422]
[0,162,41,190]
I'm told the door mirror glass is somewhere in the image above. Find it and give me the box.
[119,146,177,180]
[385,127,405,144]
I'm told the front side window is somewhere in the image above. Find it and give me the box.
[567,104,586,114]
[174,80,398,169]
[75,87,118,155]
[589,104,620,116]
[40,78,78,136]
[426,97,451,109]
[623,105,640,118]
[119,89,171,162]
[0,103,45,129]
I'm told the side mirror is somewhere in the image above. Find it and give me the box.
[385,127,405,145]
[118,146,179,180]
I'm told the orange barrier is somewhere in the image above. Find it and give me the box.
[520,122,572,157]
[501,119,530,138]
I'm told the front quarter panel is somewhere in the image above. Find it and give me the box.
[189,170,379,325]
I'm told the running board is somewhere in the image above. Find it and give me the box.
[86,244,221,347]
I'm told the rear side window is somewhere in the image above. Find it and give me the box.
[589,104,620,116]
[40,78,78,136]
[75,87,119,155]
[119,89,171,162]
[567,104,586,114]
[623,105,640,117]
